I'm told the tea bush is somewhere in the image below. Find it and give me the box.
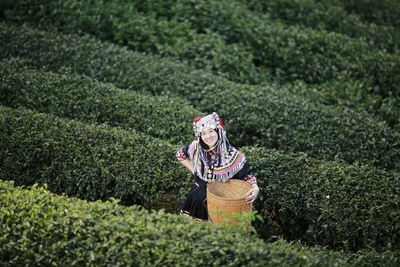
[0,180,359,266]
[2,105,397,251]
[117,0,400,96]
[1,23,400,171]
[243,146,400,252]
[0,0,263,85]
[2,0,400,96]
[1,1,400,262]
[1,105,399,252]
[0,22,194,95]
[2,180,400,266]
[283,79,400,128]
[0,57,198,144]
[241,0,400,53]
[0,106,187,207]
[332,0,400,28]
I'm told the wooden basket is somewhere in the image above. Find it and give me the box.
[207,179,252,225]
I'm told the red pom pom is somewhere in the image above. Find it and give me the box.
[193,117,202,123]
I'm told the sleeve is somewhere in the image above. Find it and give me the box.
[244,174,257,185]
[232,162,257,185]
[176,144,190,161]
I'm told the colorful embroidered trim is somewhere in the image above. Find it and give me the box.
[176,147,187,161]
[245,175,257,185]
[180,209,191,215]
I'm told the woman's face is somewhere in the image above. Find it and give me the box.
[201,126,218,148]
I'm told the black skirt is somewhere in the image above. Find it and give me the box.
[180,176,209,220]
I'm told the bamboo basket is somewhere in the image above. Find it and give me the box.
[207,179,252,225]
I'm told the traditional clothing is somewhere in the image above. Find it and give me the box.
[177,112,257,220]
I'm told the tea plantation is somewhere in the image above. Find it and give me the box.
[1,0,399,265]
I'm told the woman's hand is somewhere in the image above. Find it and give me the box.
[245,184,259,204]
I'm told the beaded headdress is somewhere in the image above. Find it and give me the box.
[193,112,225,138]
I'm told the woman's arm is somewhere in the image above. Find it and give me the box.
[176,144,194,174]
[180,158,194,174]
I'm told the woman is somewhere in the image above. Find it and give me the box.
[176,112,259,221]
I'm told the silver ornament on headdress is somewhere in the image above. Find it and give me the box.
[193,112,222,137]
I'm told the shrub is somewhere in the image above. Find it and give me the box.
[348,249,400,267]
[133,0,400,97]
[2,0,400,96]
[332,0,400,28]
[241,0,400,53]
[1,106,399,252]
[0,0,263,85]
[283,79,400,128]
[0,180,357,266]
[243,146,400,252]
[1,23,400,171]
[0,57,198,144]
[0,106,188,207]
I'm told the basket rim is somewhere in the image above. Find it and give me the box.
[207,180,250,201]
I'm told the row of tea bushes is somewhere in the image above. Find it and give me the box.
[0,57,198,144]
[0,180,365,267]
[2,0,400,97]
[108,0,400,97]
[241,0,400,53]
[2,179,399,266]
[1,23,399,171]
[284,79,400,129]
[0,0,263,85]
[0,106,188,207]
[175,147,400,253]
[243,146,400,252]
[0,20,391,128]
[2,105,399,252]
[332,0,400,28]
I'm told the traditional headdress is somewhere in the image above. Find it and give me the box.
[190,112,245,183]
[193,112,225,138]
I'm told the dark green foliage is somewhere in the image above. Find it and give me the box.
[283,79,400,128]
[2,0,400,131]
[2,180,399,266]
[0,22,193,95]
[2,0,400,95]
[0,0,263,85]
[243,146,400,252]
[135,0,400,90]
[1,103,398,252]
[1,105,399,252]
[348,249,400,267]
[241,0,400,53]
[333,0,400,28]
[0,106,187,207]
[1,0,400,261]
[0,58,198,144]
[1,23,400,171]
[1,180,362,266]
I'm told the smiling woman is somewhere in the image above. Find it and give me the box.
[176,112,259,221]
